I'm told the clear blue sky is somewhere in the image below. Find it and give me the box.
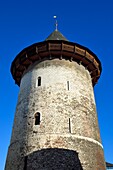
[0,0,113,169]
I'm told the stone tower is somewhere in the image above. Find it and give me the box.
[5,29,106,170]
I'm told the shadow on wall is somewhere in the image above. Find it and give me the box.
[24,148,83,170]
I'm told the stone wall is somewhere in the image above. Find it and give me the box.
[5,59,106,170]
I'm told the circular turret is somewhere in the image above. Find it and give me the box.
[5,29,106,170]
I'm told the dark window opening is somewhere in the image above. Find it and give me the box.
[24,156,28,170]
[67,81,69,90]
[38,77,41,86]
[35,112,40,125]
[69,118,71,133]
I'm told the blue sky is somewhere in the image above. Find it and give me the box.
[0,0,113,169]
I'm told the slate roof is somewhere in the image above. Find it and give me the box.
[46,30,68,41]
[106,162,113,167]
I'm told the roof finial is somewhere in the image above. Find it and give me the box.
[53,16,58,31]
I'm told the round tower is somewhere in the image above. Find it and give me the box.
[5,29,106,170]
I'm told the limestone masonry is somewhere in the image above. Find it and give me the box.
[5,30,106,170]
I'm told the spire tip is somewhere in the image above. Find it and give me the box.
[53,16,58,31]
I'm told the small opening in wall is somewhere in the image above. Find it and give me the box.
[24,156,28,170]
[69,118,71,133]
[35,112,40,125]
[38,77,41,86]
[67,81,69,90]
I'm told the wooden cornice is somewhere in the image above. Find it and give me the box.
[11,40,102,86]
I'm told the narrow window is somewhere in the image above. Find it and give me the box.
[67,81,69,90]
[35,112,40,125]
[38,77,41,86]
[24,156,28,170]
[69,118,71,133]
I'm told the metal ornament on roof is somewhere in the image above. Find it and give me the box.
[53,16,58,31]
[11,20,102,87]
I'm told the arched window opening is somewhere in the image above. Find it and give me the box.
[38,77,41,86]
[35,112,40,125]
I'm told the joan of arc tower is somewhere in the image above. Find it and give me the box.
[5,26,106,169]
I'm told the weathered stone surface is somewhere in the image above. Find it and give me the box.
[5,59,106,170]
[27,148,83,170]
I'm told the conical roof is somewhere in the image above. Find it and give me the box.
[46,30,68,41]
[11,28,101,87]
